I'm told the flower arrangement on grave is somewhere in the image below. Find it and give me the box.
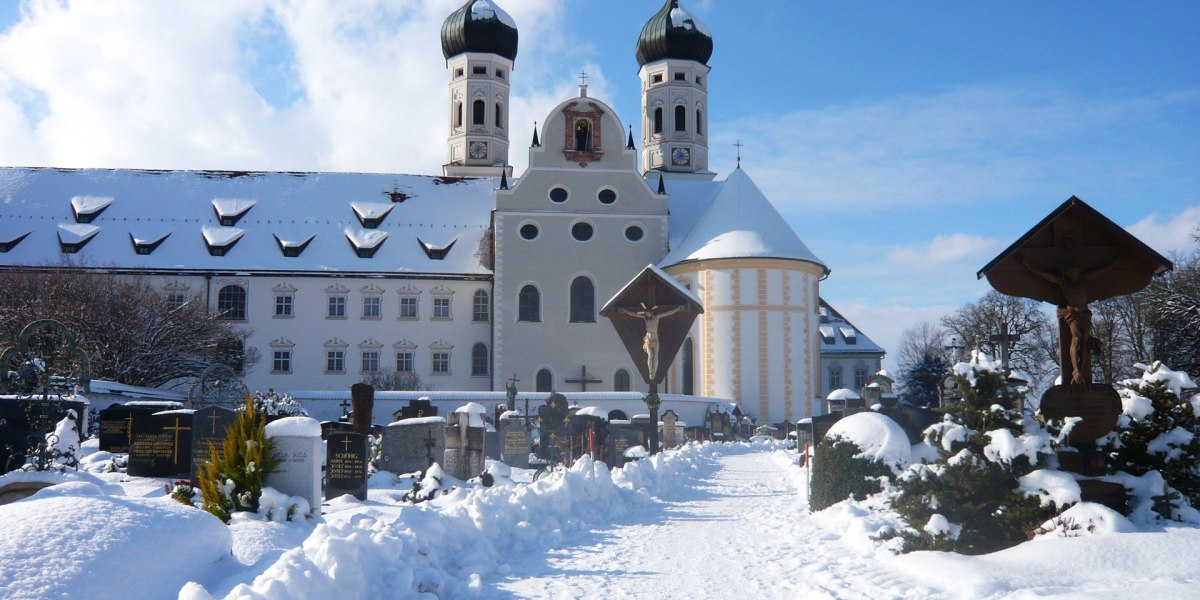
[195,397,280,523]
[883,352,1057,555]
[1100,362,1200,519]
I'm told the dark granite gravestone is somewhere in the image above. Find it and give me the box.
[607,423,643,466]
[536,393,571,464]
[320,420,356,440]
[0,398,89,473]
[98,406,138,453]
[396,398,437,420]
[190,406,237,484]
[325,432,369,501]
[708,411,733,441]
[568,413,608,463]
[350,383,374,436]
[484,428,502,460]
[380,417,446,475]
[881,404,943,445]
[128,412,193,478]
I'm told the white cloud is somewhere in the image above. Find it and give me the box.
[885,233,1002,270]
[0,0,597,174]
[1126,205,1200,257]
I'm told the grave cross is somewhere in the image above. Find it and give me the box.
[339,397,351,418]
[423,428,437,468]
[205,412,223,434]
[565,365,602,391]
[341,437,354,453]
[164,417,192,464]
[988,322,1022,373]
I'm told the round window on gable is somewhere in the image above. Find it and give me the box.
[598,189,617,205]
[571,221,594,242]
[520,223,540,240]
[624,225,644,242]
[549,187,569,203]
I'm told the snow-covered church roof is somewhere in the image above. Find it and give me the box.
[818,299,885,355]
[660,168,828,272]
[0,168,496,277]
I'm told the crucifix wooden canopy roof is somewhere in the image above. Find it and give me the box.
[600,264,703,384]
[977,196,1173,305]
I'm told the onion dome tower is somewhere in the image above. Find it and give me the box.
[441,0,518,177]
[636,0,714,177]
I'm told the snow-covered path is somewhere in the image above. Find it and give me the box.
[492,447,923,599]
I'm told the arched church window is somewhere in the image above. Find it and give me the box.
[696,109,703,136]
[653,108,663,134]
[574,119,593,152]
[675,105,687,132]
[682,338,695,395]
[495,103,503,128]
[473,100,485,126]
[471,343,489,376]
[518,285,540,322]
[536,369,552,392]
[614,368,631,392]
[569,276,595,323]
[216,285,247,320]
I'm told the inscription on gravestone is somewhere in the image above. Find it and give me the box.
[190,406,237,484]
[325,432,368,501]
[501,417,530,469]
[128,413,193,478]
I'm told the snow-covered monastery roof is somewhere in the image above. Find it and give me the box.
[818,299,885,356]
[0,168,496,277]
[660,168,828,272]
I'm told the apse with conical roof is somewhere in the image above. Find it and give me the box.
[637,0,713,177]
[442,0,518,177]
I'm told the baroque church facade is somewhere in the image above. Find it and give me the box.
[0,0,883,425]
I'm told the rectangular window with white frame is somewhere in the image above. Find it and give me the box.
[327,296,347,318]
[396,351,414,374]
[433,297,451,320]
[362,296,381,319]
[432,351,450,375]
[326,350,344,373]
[399,296,418,319]
[167,292,188,308]
[275,295,294,318]
[361,350,380,373]
[272,350,292,374]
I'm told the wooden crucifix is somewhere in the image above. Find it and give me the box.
[565,365,602,391]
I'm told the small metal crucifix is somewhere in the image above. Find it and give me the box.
[565,365,602,391]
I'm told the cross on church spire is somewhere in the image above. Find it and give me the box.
[734,139,744,168]
[578,70,589,97]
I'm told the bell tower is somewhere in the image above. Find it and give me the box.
[441,0,518,177]
[636,0,713,176]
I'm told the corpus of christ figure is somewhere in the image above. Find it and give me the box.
[617,303,685,380]
[1016,253,1116,385]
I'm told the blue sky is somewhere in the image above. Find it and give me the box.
[1,0,1197,371]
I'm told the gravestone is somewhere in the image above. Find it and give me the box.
[189,406,237,484]
[536,393,571,464]
[350,383,375,436]
[325,432,369,501]
[444,403,486,480]
[396,397,437,420]
[98,406,138,453]
[684,426,704,443]
[708,411,732,441]
[809,412,843,453]
[264,417,323,510]
[569,412,609,462]
[607,422,643,466]
[484,427,502,461]
[499,413,530,469]
[320,420,355,440]
[380,417,446,475]
[127,412,194,478]
[661,410,679,449]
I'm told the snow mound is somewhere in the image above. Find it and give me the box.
[1031,502,1137,539]
[0,494,231,600]
[265,416,321,438]
[1019,469,1081,508]
[826,412,911,468]
[1137,361,1197,396]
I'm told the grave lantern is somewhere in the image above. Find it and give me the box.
[600,265,703,455]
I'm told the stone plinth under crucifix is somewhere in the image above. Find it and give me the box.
[978,196,1172,509]
[565,366,602,391]
[600,264,703,455]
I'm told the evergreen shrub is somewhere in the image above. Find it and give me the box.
[196,397,280,523]
[809,436,895,511]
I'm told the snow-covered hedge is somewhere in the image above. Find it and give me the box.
[810,413,909,511]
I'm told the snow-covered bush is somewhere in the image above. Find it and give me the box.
[810,412,911,511]
[886,352,1055,554]
[251,390,308,417]
[195,397,280,522]
[1101,361,1200,518]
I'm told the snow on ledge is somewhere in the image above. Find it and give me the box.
[202,225,245,246]
[345,227,388,249]
[70,195,113,216]
[575,406,608,419]
[265,416,321,438]
[212,198,256,218]
[390,416,446,427]
[351,202,394,221]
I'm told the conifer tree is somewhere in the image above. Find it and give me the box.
[197,397,280,523]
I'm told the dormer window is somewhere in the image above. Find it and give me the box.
[345,228,388,258]
[819,325,835,345]
[840,327,857,345]
[351,202,394,229]
[58,223,100,254]
[202,226,245,256]
[0,231,31,253]
[130,231,171,255]
[418,237,457,260]
[212,198,255,227]
[273,233,315,257]
[71,196,113,224]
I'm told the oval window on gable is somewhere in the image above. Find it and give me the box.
[571,222,594,242]
[550,187,569,203]
[625,225,644,242]
[598,189,617,205]
[520,223,539,240]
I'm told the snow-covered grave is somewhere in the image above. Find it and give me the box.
[264,417,323,512]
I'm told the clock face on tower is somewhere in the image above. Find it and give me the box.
[469,141,488,160]
[671,147,691,166]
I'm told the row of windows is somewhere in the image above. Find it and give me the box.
[651,106,704,136]
[453,65,506,80]
[650,71,703,87]
[271,343,490,377]
[516,276,595,323]
[546,186,619,205]
[828,365,871,391]
[518,220,645,243]
[215,286,491,322]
